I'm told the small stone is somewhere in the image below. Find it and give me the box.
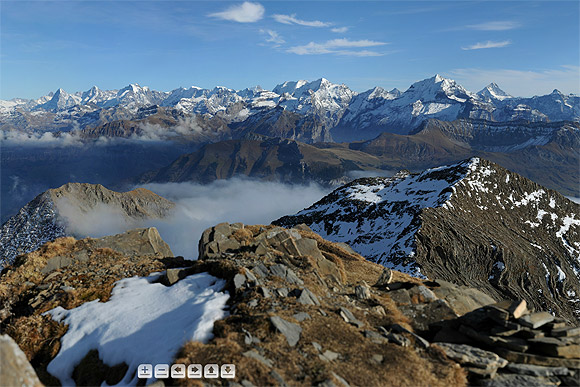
[518,312,555,329]
[276,288,289,297]
[270,264,303,285]
[213,223,233,240]
[319,350,340,362]
[371,306,386,316]
[44,272,60,281]
[293,312,311,322]
[389,324,430,349]
[233,274,247,290]
[479,373,562,387]
[388,289,411,305]
[364,330,386,342]
[494,347,580,369]
[165,268,189,285]
[485,305,510,322]
[270,370,287,387]
[244,269,258,284]
[409,285,438,303]
[355,283,371,300]
[331,372,350,387]
[375,268,393,287]
[464,366,498,379]
[252,263,270,278]
[386,332,410,347]
[436,343,508,370]
[270,316,302,347]
[243,350,273,367]
[248,299,258,308]
[371,354,384,364]
[551,326,580,337]
[318,309,328,317]
[255,243,269,255]
[506,363,569,377]
[339,307,364,328]
[508,300,528,319]
[312,342,322,352]
[292,288,320,306]
[218,238,240,252]
[41,255,73,274]
[60,285,75,292]
[259,287,271,298]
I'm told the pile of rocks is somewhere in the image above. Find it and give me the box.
[431,299,579,385]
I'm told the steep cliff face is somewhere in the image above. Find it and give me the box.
[0,183,175,268]
[275,158,580,321]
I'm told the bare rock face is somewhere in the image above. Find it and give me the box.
[0,334,43,387]
[93,228,173,258]
[0,183,175,268]
[275,158,580,322]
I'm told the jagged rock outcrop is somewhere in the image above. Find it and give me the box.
[275,158,580,322]
[0,183,175,268]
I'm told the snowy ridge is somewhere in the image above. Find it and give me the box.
[277,159,478,276]
[276,158,580,319]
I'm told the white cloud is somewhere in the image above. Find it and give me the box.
[448,66,580,96]
[208,2,265,23]
[273,14,330,27]
[260,29,285,46]
[58,178,330,259]
[288,38,387,56]
[466,21,521,31]
[331,27,349,33]
[462,40,511,50]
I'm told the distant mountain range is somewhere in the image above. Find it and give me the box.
[2,75,578,142]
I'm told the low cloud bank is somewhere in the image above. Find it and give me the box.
[57,178,330,258]
[1,117,215,147]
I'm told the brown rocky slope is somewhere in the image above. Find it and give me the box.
[1,223,578,386]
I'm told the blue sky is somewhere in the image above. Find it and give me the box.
[1,1,578,99]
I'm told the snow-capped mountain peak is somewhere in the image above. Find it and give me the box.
[478,82,512,101]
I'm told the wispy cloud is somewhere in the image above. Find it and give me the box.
[449,66,580,96]
[466,21,521,31]
[208,2,264,23]
[331,27,349,33]
[462,40,511,50]
[288,38,387,56]
[273,14,331,27]
[260,29,285,47]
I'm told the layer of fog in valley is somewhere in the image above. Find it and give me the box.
[57,178,331,258]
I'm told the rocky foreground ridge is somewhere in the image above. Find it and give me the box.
[0,183,175,268]
[276,157,580,323]
[1,223,579,386]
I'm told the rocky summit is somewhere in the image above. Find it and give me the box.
[1,222,578,386]
[275,157,580,322]
[0,183,175,268]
